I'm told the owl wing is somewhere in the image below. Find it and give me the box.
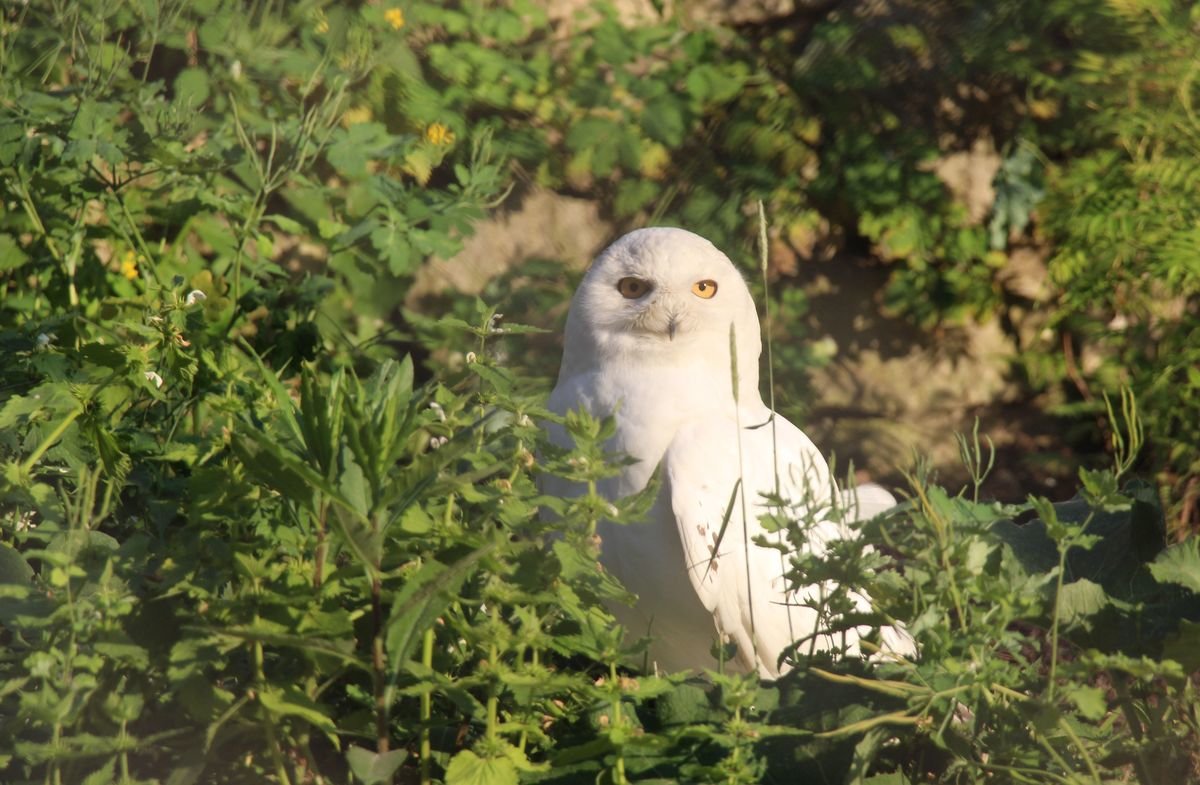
[663,408,909,677]
[662,409,828,676]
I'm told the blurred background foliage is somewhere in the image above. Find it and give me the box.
[2,0,1200,782]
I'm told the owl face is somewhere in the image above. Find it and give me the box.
[574,227,752,349]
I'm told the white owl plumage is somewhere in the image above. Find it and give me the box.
[544,227,914,678]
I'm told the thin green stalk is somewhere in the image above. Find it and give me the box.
[609,660,628,785]
[1047,547,1069,701]
[728,703,742,785]
[486,605,501,744]
[256,636,293,785]
[1032,728,1077,782]
[313,502,328,589]
[1057,715,1102,784]
[419,627,435,785]
[911,482,968,627]
[21,408,82,474]
[756,201,796,657]
[118,719,131,784]
[372,574,389,753]
[1113,676,1156,785]
[1048,511,1095,701]
[728,323,758,665]
[12,175,65,263]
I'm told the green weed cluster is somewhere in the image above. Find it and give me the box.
[1,2,1198,784]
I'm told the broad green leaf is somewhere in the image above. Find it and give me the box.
[265,214,305,234]
[1057,578,1108,626]
[387,541,496,672]
[641,97,687,147]
[174,68,211,106]
[346,745,408,785]
[0,542,33,585]
[1149,537,1200,593]
[1063,684,1107,721]
[444,749,518,785]
[0,234,29,273]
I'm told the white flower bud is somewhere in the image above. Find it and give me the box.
[185,289,207,306]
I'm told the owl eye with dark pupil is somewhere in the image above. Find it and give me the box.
[617,277,651,299]
[691,279,718,299]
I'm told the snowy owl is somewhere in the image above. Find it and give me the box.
[544,227,914,678]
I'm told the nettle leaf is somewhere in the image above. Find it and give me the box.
[444,749,518,785]
[641,96,687,147]
[1148,537,1200,594]
[1057,578,1108,627]
[1063,684,1108,721]
[0,234,30,273]
[327,123,399,179]
[0,542,34,584]
[387,541,496,671]
[346,745,408,785]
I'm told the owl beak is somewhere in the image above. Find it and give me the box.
[667,316,678,341]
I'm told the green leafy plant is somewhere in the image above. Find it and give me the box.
[2,2,1198,784]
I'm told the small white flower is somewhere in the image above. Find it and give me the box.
[465,351,477,364]
[35,333,52,347]
[230,60,243,80]
[517,414,532,427]
[185,289,207,306]
[428,401,446,422]
[147,315,163,325]
[606,504,619,517]
[428,435,449,450]
[144,371,164,389]
[488,313,504,334]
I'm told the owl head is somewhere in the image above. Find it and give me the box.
[559,227,762,396]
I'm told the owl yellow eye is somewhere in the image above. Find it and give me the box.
[617,277,651,299]
[691,279,718,299]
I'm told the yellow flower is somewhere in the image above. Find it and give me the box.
[425,122,454,146]
[341,105,373,127]
[314,10,329,34]
[384,8,405,30]
[120,250,139,280]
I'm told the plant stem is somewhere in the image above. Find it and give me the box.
[486,604,500,742]
[21,407,83,474]
[255,636,292,785]
[372,574,389,753]
[1048,511,1095,701]
[119,719,131,784]
[419,627,435,785]
[609,660,627,785]
[1057,715,1102,783]
[313,502,328,589]
[1047,547,1068,701]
